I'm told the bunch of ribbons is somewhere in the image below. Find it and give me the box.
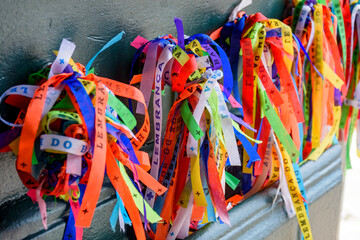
[0,33,168,240]
[128,0,358,238]
[1,0,360,240]
[129,25,249,239]
[312,0,360,169]
[130,14,314,239]
[285,0,360,168]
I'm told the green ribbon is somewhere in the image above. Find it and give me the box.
[332,0,347,68]
[180,99,204,140]
[225,171,240,190]
[107,94,137,130]
[291,0,305,33]
[258,86,299,163]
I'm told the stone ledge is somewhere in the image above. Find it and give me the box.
[0,145,342,240]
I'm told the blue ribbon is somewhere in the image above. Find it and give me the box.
[106,123,140,165]
[63,184,86,239]
[85,31,125,75]
[110,192,132,232]
[63,205,76,240]
[293,33,324,79]
[233,127,261,168]
[187,34,234,99]
[64,75,95,147]
[242,173,252,195]
[229,16,245,106]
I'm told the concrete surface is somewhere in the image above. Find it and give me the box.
[339,133,360,240]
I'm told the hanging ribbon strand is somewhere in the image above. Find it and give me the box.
[0,35,166,240]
